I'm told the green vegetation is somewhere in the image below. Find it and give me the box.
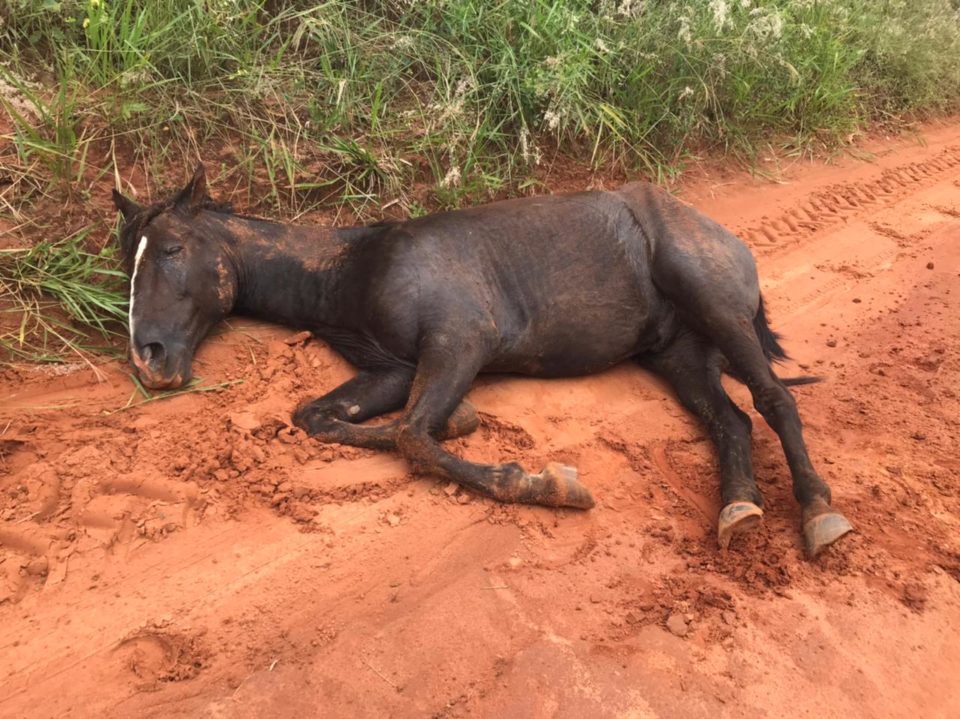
[108,375,245,414]
[2,0,960,364]
[0,228,127,364]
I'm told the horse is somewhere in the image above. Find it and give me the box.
[111,165,853,557]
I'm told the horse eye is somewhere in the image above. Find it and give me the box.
[164,245,184,257]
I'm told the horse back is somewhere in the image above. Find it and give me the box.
[363,190,671,376]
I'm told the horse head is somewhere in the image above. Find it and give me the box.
[112,165,238,389]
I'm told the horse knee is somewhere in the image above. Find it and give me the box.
[396,422,434,465]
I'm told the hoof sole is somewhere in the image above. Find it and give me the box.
[804,511,854,557]
[538,463,595,510]
[718,501,764,549]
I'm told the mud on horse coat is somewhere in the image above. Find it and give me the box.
[112,166,853,557]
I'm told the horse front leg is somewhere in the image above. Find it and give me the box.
[394,331,595,509]
[293,368,480,450]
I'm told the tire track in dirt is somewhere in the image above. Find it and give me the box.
[736,144,960,250]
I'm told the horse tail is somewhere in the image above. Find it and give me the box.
[754,294,788,362]
[753,294,823,386]
[782,375,822,386]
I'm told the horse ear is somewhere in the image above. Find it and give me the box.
[112,189,143,222]
[175,164,208,212]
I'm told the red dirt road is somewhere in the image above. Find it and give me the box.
[2,124,960,718]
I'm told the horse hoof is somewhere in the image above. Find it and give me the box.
[440,399,481,440]
[803,511,854,558]
[538,463,595,510]
[717,501,764,549]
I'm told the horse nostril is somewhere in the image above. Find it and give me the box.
[140,342,166,365]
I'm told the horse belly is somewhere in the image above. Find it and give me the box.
[485,302,655,377]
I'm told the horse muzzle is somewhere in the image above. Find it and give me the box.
[130,341,191,390]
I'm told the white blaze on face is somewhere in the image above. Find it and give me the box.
[128,235,149,354]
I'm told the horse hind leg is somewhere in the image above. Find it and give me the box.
[640,330,764,549]
[648,223,851,556]
[712,323,853,556]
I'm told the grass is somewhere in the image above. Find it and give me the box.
[0,227,127,366]
[106,375,245,415]
[1,0,960,365]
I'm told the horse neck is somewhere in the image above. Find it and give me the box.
[222,213,356,328]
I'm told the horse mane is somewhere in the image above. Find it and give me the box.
[124,186,395,249]
[126,189,283,244]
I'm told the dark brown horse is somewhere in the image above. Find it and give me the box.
[112,166,853,556]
